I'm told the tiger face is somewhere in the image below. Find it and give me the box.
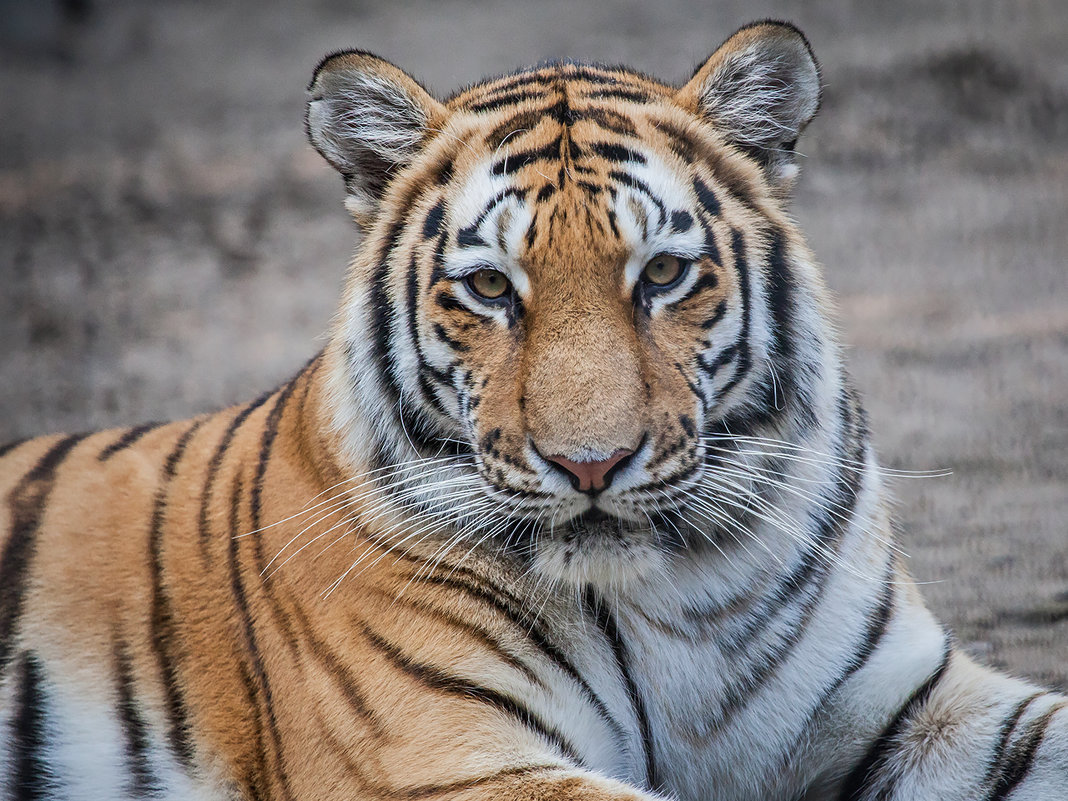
[308,23,823,586]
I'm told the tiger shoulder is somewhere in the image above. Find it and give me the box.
[1,20,1065,801]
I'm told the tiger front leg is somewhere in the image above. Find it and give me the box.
[824,652,1068,800]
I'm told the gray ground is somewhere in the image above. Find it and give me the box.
[1,0,1065,687]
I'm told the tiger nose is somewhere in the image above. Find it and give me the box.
[545,449,635,493]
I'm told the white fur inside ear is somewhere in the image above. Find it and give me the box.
[308,69,429,174]
[700,49,812,151]
[689,25,820,190]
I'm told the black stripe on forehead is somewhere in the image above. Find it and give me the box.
[671,210,693,232]
[422,199,446,240]
[484,108,553,151]
[453,62,655,104]
[578,107,639,137]
[608,169,666,228]
[492,136,563,175]
[589,142,646,165]
[455,187,528,250]
[654,120,760,212]
[583,86,652,103]
[483,103,642,155]
[692,178,722,264]
[467,88,551,114]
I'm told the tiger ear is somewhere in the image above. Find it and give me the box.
[306,51,448,226]
[676,21,821,192]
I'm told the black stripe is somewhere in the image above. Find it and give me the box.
[469,187,527,232]
[459,64,640,107]
[829,576,895,696]
[467,72,557,100]
[0,438,30,460]
[578,107,638,137]
[837,644,952,801]
[112,634,162,797]
[701,436,865,731]
[97,422,163,461]
[422,198,446,240]
[589,141,646,165]
[585,589,658,791]
[467,88,553,114]
[249,376,304,535]
[608,170,666,228]
[227,471,296,801]
[492,137,562,175]
[388,592,544,686]
[679,270,720,305]
[670,210,693,232]
[484,108,551,150]
[198,390,273,556]
[668,126,758,210]
[700,298,728,329]
[705,552,829,722]
[656,120,697,163]
[247,370,312,659]
[433,323,468,353]
[696,345,737,382]
[289,603,387,738]
[149,419,205,769]
[366,212,446,457]
[234,662,270,801]
[11,651,51,801]
[416,571,624,740]
[433,291,469,315]
[708,230,751,402]
[409,244,456,422]
[985,698,1065,801]
[693,179,722,263]
[693,177,721,217]
[390,764,560,800]
[1,433,90,673]
[765,231,813,426]
[362,624,585,765]
[982,691,1044,798]
[794,573,896,746]
[316,707,559,799]
[586,86,651,103]
[456,225,487,248]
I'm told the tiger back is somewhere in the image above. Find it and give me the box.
[2,21,1066,801]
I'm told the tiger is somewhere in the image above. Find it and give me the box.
[1,18,1065,801]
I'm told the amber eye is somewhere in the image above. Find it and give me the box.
[466,268,512,301]
[641,254,687,288]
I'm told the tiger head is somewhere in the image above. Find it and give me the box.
[307,22,832,588]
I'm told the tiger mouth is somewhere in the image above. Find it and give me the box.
[522,506,676,546]
[563,508,640,539]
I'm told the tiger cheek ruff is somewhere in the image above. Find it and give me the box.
[1,20,1065,801]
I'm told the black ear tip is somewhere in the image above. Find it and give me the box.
[730,19,819,71]
[308,48,382,90]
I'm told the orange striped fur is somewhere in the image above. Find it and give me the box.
[3,21,1066,801]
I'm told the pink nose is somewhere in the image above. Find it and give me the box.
[546,449,634,493]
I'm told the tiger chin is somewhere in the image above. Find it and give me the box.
[2,20,1066,801]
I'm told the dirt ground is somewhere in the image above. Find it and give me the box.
[1,0,1065,688]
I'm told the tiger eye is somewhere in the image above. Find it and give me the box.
[467,268,511,300]
[642,254,685,287]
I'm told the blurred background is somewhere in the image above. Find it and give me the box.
[1,0,1065,685]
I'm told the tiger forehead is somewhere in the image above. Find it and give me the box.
[441,122,697,263]
[445,60,674,115]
